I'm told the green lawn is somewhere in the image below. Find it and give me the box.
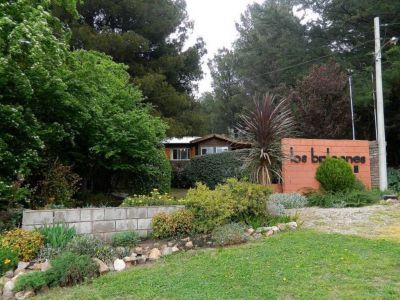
[39,230,400,299]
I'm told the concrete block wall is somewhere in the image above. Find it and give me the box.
[22,206,184,239]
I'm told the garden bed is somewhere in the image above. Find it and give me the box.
[0,221,297,299]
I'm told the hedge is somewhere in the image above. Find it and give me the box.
[182,150,247,189]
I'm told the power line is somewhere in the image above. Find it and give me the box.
[143,39,378,101]
[243,39,376,84]
[381,22,400,27]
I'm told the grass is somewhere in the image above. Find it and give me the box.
[39,230,400,299]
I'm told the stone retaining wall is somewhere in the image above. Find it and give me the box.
[22,206,184,239]
[369,141,379,189]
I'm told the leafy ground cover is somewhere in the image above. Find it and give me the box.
[39,230,400,299]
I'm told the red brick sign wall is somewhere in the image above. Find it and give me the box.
[281,138,371,193]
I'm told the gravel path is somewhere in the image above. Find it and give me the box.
[287,202,400,241]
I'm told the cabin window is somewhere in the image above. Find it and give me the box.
[201,146,229,155]
[216,146,228,153]
[201,147,214,155]
[171,148,189,160]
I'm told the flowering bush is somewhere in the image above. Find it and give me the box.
[0,246,18,275]
[120,189,180,207]
[1,228,44,261]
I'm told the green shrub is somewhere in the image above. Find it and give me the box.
[121,150,171,194]
[0,208,23,234]
[171,209,195,237]
[181,179,272,233]
[113,247,131,259]
[307,192,337,207]
[316,157,356,193]
[0,180,28,233]
[1,228,44,261]
[340,190,381,207]
[267,200,286,216]
[184,150,247,188]
[35,245,62,261]
[111,231,140,248]
[182,183,236,233]
[151,213,170,239]
[75,192,121,207]
[36,223,76,250]
[152,209,195,239]
[268,193,308,209]
[14,271,48,292]
[15,252,99,291]
[120,189,179,207]
[171,161,192,189]
[66,235,114,263]
[388,168,400,192]
[225,179,271,222]
[308,190,382,208]
[211,223,248,246]
[353,179,366,191]
[0,247,18,275]
[264,215,295,226]
[37,160,81,208]
[46,252,98,287]
[0,180,31,212]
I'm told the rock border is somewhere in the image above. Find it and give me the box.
[1,221,297,299]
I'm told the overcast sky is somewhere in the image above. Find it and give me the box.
[185,0,263,96]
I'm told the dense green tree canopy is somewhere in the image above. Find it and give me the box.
[0,0,171,202]
[206,49,247,133]
[234,0,322,92]
[55,0,206,136]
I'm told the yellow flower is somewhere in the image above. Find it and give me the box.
[4,259,11,265]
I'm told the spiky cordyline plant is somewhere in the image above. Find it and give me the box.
[236,94,296,185]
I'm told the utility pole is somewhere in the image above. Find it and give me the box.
[348,74,355,140]
[374,16,388,191]
[371,71,378,140]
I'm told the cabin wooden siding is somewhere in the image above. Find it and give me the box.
[194,137,232,155]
